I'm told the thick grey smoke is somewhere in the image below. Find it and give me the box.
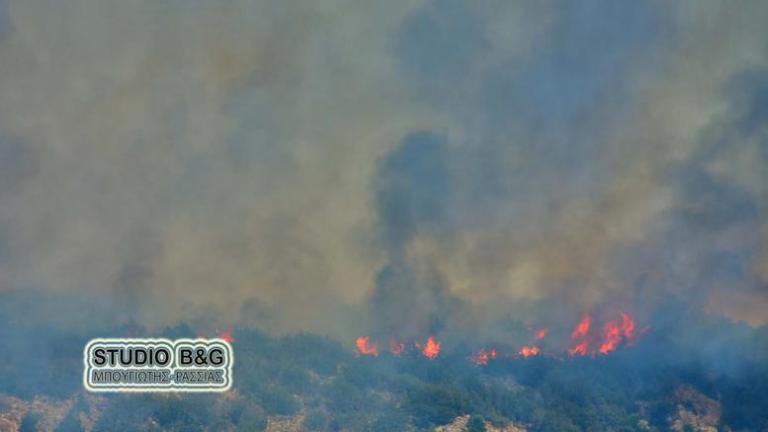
[0,0,766,341]
[370,132,464,338]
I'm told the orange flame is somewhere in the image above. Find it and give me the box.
[350,312,643,362]
[218,325,235,343]
[518,345,541,358]
[389,337,405,355]
[569,315,592,355]
[571,315,592,339]
[598,312,637,354]
[568,341,589,356]
[471,348,497,365]
[355,336,379,356]
[620,312,636,339]
[421,336,441,359]
[598,321,622,354]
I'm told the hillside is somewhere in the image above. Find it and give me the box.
[1,314,767,431]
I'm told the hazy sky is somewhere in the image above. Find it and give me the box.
[0,1,766,338]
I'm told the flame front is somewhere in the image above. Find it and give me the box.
[389,337,405,355]
[598,312,637,354]
[352,313,644,361]
[518,346,541,358]
[355,336,379,356]
[568,341,589,356]
[598,321,622,354]
[569,315,592,355]
[571,315,592,339]
[218,325,235,343]
[620,312,636,339]
[471,348,497,365]
[421,336,441,359]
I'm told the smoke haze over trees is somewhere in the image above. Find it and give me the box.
[0,0,767,430]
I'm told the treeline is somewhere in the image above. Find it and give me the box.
[2,309,768,430]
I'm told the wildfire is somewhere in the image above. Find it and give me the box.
[421,336,441,359]
[598,312,636,354]
[355,336,379,356]
[471,348,498,365]
[568,314,593,356]
[518,346,541,358]
[571,315,592,339]
[351,312,644,362]
[218,325,235,343]
[568,341,589,356]
[389,337,405,355]
[598,322,621,354]
[620,312,636,339]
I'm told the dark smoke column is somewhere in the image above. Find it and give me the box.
[369,132,461,340]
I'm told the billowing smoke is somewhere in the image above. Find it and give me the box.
[0,0,424,335]
[0,0,766,350]
[370,132,465,339]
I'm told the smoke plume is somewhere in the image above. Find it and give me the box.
[0,0,766,344]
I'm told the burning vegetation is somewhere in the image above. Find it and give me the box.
[355,336,379,357]
[388,337,405,355]
[0,293,766,431]
[470,349,498,366]
[356,312,646,363]
[217,325,235,344]
[420,336,441,360]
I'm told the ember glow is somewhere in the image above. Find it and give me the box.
[355,336,379,356]
[598,312,637,354]
[599,321,622,354]
[568,341,589,356]
[571,315,592,339]
[218,325,235,343]
[518,346,541,358]
[569,314,593,355]
[471,348,498,365]
[354,313,643,361]
[620,312,636,339]
[420,336,441,359]
[389,337,405,355]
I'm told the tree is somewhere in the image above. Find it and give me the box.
[467,415,486,432]
[20,411,42,432]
